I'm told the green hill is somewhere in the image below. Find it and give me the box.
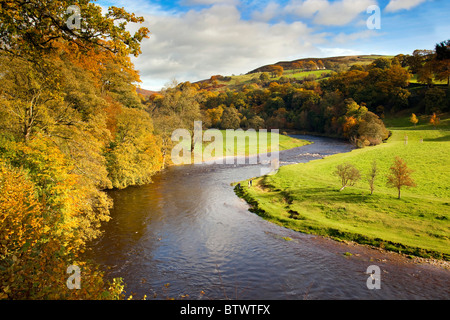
[247,54,391,74]
[194,54,392,92]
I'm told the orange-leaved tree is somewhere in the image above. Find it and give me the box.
[0,159,123,300]
[386,156,417,199]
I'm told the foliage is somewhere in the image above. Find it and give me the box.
[106,107,164,189]
[368,160,378,195]
[429,113,440,127]
[0,160,123,299]
[335,163,361,191]
[0,0,149,60]
[386,156,417,199]
[220,106,241,130]
[0,0,161,299]
[410,113,419,126]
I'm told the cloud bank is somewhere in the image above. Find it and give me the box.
[119,0,434,90]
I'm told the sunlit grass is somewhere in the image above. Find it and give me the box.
[237,115,450,259]
[177,130,310,163]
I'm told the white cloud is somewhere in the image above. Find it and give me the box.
[313,0,376,26]
[281,0,376,26]
[284,0,329,18]
[251,2,281,22]
[133,4,325,90]
[385,0,428,12]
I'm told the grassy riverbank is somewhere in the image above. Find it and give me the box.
[236,114,450,260]
[178,130,310,163]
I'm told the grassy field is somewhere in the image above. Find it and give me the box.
[177,130,310,163]
[236,114,450,260]
[215,130,310,159]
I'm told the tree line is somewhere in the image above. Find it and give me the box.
[335,157,416,199]
[146,40,449,149]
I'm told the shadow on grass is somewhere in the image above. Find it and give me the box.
[288,186,382,205]
[424,134,450,142]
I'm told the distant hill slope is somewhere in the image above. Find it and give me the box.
[136,87,158,97]
[191,54,393,92]
[247,54,391,74]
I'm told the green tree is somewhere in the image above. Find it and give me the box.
[433,40,450,86]
[260,73,269,81]
[368,160,378,195]
[248,115,265,130]
[107,108,163,189]
[370,57,392,70]
[335,163,361,191]
[220,106,241,129]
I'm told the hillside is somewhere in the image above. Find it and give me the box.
[192,54,392,92]
[247,54,390,74]
[137,87,158,97]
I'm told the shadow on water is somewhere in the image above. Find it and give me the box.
[85,135,450,300]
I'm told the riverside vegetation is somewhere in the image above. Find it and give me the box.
[1,0,448,299]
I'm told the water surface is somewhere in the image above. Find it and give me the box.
[86,135,450,299]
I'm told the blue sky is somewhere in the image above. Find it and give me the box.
[97,0,450,90]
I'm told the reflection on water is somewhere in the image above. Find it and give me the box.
[86,135,450,299]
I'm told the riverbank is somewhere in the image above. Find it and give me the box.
[171,130,311,165]
[235,116,450,261]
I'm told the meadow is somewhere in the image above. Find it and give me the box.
[236,114,450,260]
[175,130,310,163]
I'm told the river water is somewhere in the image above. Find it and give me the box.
[86,135,450,300]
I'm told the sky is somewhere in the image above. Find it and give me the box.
[97,0,450,91]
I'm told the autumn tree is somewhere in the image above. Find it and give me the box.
[357,111,390,145]
[317,60,325,70]
[335,163,361,191]
[292,62,302,73]
[410,113,419,126]
[267,65,284,78]
[429,112,440,127]
[406,50,434,74]
[106,107,163,189]
[0,0,149,61]
[433,40,450,86]
[0,160,123,300]
[0,0,155,299]
[305,61,318,71]
[386,157,416,199]
[370,57,392,70]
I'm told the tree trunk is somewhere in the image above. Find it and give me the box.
[23,123,32,143]
[398,188,401,199]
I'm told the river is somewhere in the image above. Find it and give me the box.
[86,135,450,300]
